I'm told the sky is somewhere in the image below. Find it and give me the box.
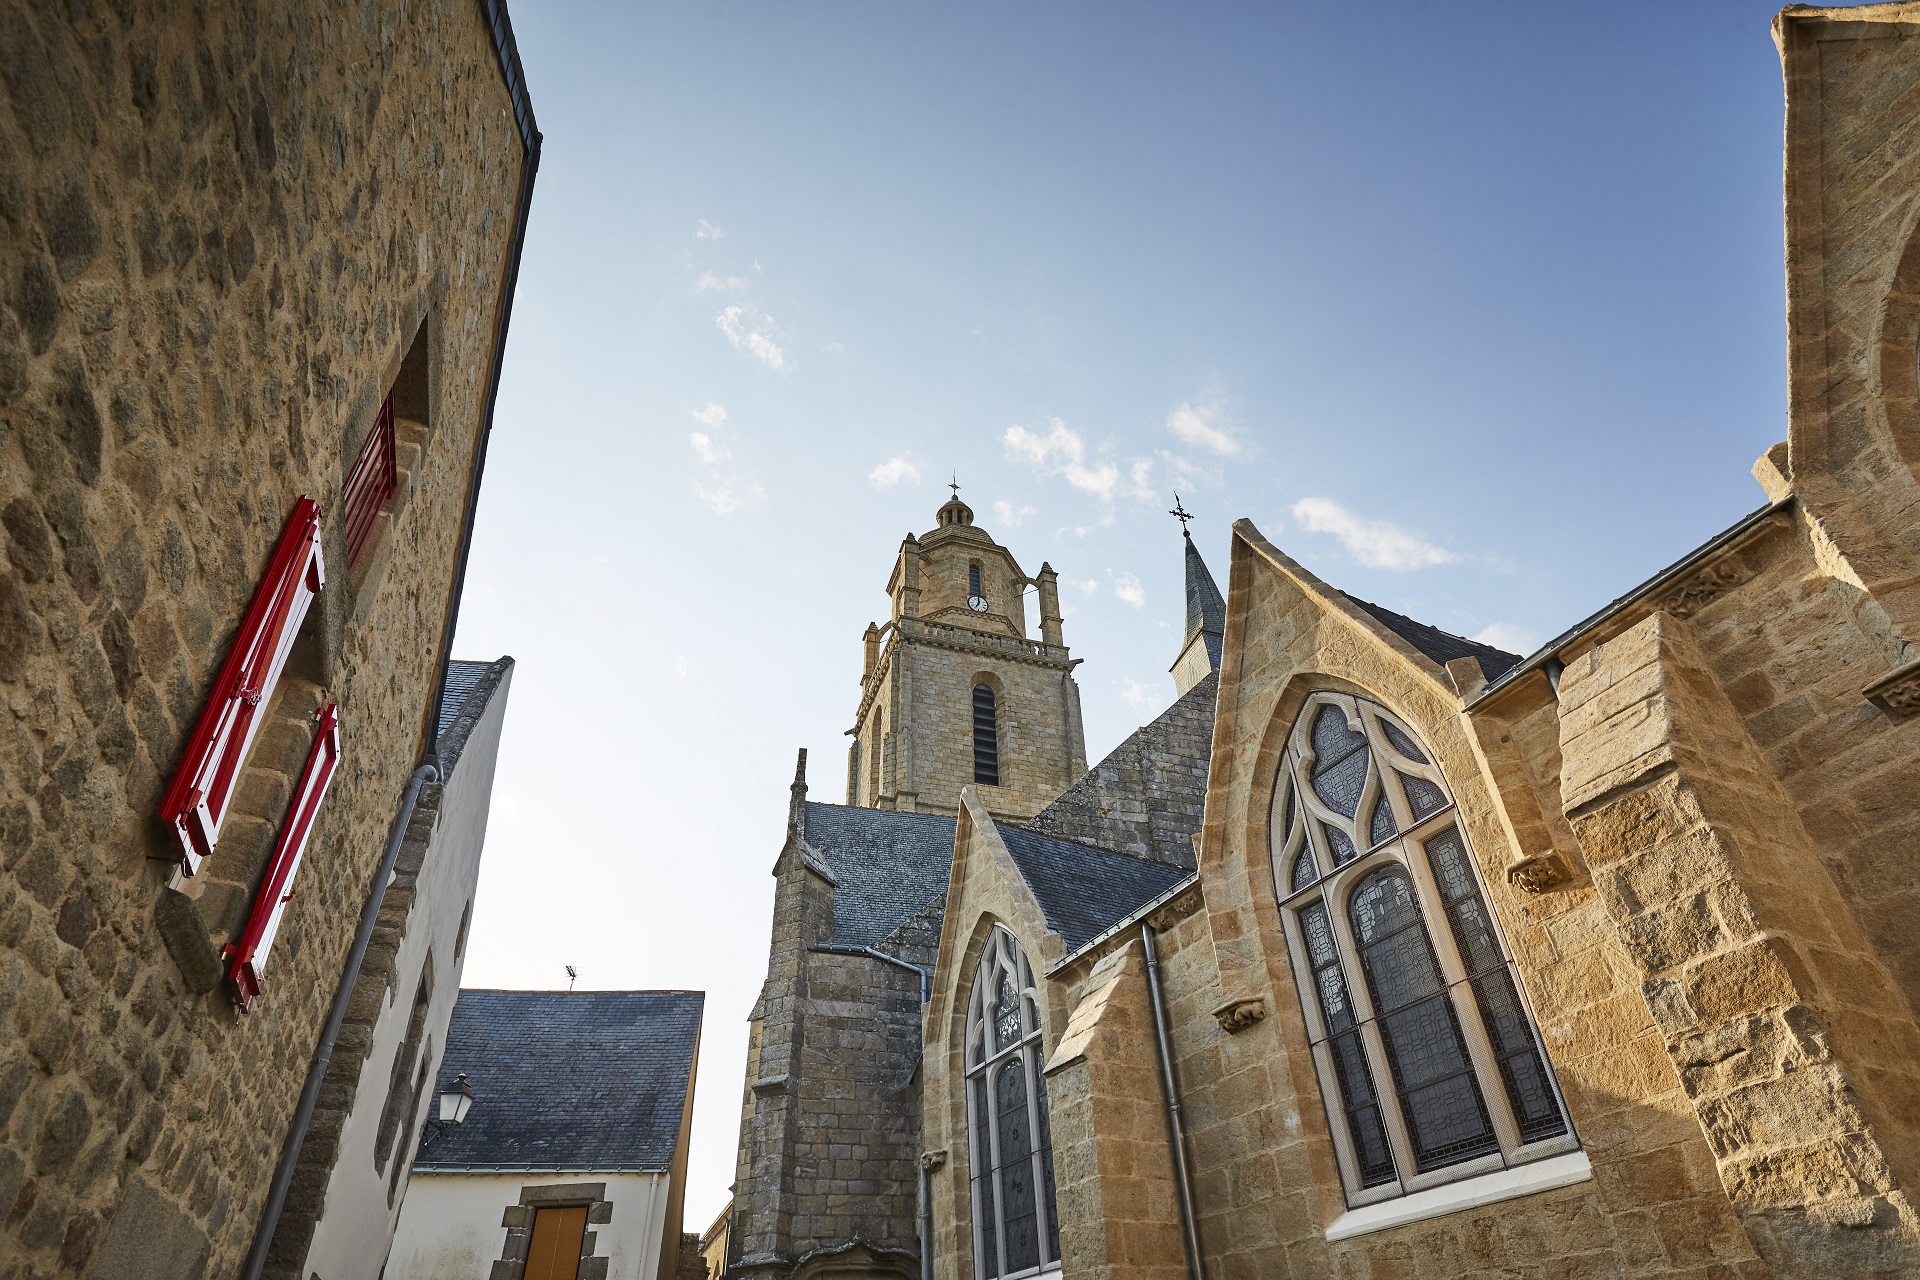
[449,0,1797,1231]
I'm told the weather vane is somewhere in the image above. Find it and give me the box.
[565,965,578,992]
[1169,493,1195,537]
[949,474,962,499]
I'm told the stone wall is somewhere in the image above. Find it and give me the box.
[0,2,527,1275]
[861,633,1085,822]
[1026,671,1215,869]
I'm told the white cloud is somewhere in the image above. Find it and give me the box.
[1126,458,1156,502]
[717,305,791,372]
[695,219,724,240]
[1112,572,1146,609]
[1075,577,1100,596]
[1471,622,1543,655]
[689,432,729,465]
[497,794,524,826]
[1119,677,1160,713]
[824,340,845,353]
[1290,497,1460,571]
[696,478,764,515]
[870,457,921,488]
[695,270,749,292]
[1166,400,1241,456]
[1004,418,1121,501]
[993,500,1037,528]
[691,402,728,428]
[1161,450,1223,490]
[676,656,690,679]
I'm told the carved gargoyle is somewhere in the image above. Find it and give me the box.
[1211,997,1267,1034]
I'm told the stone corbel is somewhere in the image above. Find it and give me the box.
[750,1074,791,1095]
[1211,996,1266,1033]
[921,1149,948,1172]
[1659,559,1751,619]
[1863,657,1920,718]
[1148,881,1205,932]
[1506,851,1572,894]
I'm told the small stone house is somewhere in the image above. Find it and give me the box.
[387,989,705,1280]
[728,6,1920,1277]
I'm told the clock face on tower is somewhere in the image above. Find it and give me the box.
[968,595,990,612]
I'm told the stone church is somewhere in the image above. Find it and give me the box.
[724,7,1920,1279]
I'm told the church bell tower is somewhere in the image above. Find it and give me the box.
[847,491,1088,820]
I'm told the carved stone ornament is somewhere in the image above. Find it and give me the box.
[1863,657,1920,719]
[1211,997,1267,1034]
[1148,882,1205,932]
[1659,558,1751,620]
[1506,852,1572,894]
[921,1149,948,1172]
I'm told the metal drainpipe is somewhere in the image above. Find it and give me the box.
[241,763,439,1280]
[1142,923,1204,1280]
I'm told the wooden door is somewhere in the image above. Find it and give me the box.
[524,1205,588,1280]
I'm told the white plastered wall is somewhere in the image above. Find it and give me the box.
[301,665,514,1280]
[386,1171,673,1280]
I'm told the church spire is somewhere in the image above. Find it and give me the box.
[1169,501,1226,696]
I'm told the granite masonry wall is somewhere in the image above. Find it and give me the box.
[1026,671,1216,870]
[0,2,526,1276]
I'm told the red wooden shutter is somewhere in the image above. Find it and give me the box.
[225,702,341,1012]
[156,496,325,874]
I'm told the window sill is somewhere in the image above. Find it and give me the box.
[1324,1151,1591,1241]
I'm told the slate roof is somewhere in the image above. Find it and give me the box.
[805,803,958,949]
[994,824,1194,952]
[1341,594,1520,682]
[1183,534,1227,647]
[437,661,494,738]
[413,989,703,1172]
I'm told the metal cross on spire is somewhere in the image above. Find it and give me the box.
[949,474,962,499]
[1169,493,1195,537]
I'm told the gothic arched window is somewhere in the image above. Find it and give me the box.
[1271,692,1574,1206]
[964,928,1059,1278]
[972,684,1000,786]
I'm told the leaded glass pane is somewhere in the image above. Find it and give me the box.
[1425,829,1569,1145]
[994,976,1021,1054]
[1400,772,1448,820]
[1382,720,1429,763]
[1291,846,1319,894]
[1310,705,1371,817]
[996,1060,1039,1272]
[1299,904,1355,1034]
[1281,779,1296,836]
[972,1073,998,1278]
[1328,1030,1397,1187]
[1323,823,1359,866]
[1369,794,1398,847]
[1350,866,1497,1172]
[1035,1077,1060,1261]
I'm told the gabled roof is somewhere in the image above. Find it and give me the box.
[436,657,513,773]
[1339,594,1520,682]
[1184,534,1227,647]
[805,803,957,949]
[993,824,1193,951]
[413,989,702,1173]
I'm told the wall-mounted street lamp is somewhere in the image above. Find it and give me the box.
[421,1073,475,1149]
[438,1073,475,1127]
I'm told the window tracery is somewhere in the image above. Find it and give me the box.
[964,928,1059,1277]
[1271,693,1574,1206]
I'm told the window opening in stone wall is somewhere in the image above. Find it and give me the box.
[374,958,435,1175]
[1268,692,1574,1207]
[454,901,472,961]
[341,393,397,568]
[969,561,988,612]
[869,710,884,804]
[973,685,1000,786]
[964,927,1060,1278]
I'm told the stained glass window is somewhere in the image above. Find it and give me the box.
[965,928,1060,1277]
[1269,692,1576,1206]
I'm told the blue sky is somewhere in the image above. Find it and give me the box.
[451,1,1794,1226]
